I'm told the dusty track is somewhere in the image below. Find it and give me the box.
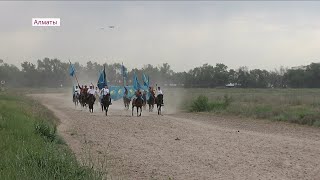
[31,93,320,180]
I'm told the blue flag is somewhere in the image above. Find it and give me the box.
[133,72,141,90]
[142,73,149,87]
[125,86,136,99]
[110,86,123,101]
[108,85,136,101]
[97,66,107,89]
[69,64,75,77]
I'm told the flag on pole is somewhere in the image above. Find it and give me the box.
[125,85,136,99]
[97,66,107,89]
[133,72,141,90]
[142,73,149,87]
[69,63,75,77]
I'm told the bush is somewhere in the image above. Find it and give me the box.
[190,95,211,112]
[190,94,232,112]
[34,121,57,142]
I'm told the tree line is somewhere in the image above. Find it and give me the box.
[0,57,320,88]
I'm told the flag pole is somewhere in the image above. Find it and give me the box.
[122,62,126,87]
[69,60,80,86]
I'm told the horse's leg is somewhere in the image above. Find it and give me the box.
[132,105,134,116]
[157,104,160,115]
[137,106,139,117]
[140,106,142,116]
[105,105,108,116]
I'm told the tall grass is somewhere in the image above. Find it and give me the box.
[176,88,320,127]
[0,92,103,179]
[190,94,232,112]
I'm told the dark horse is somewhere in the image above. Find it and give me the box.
[123,96,131,110]
[132,96,143,116]
[87,94,96,113]
[73,93,79,107]
[101,94,111,116]
[123,88,131,110]
[147,91,155,112]
[155,94,163,115]
[142,92,147,110]
[79,93,87,108]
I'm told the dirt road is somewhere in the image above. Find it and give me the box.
[31,93,320,180]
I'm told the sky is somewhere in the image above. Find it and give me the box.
[0,1,320,72]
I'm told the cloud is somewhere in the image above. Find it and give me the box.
[1,1,320,71]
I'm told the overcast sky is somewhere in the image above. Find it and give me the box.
[1,1,320,72]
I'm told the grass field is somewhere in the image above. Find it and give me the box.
[0,92,103,179]
[165,88,320,127]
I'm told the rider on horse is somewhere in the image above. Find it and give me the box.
[124,86,128,97]
[101,85,112,105]
[95,86,100,105]
[135,89,144,103]
[87,85,97,102]
[148,86,155,99]
[142,90,147,103]
[79,85,88,95]
[157,86,164,105]
[74,86,80,95]
[73,85,80,98]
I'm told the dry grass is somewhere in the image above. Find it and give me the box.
[166,88,320,127]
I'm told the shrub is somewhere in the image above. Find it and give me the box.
[34,121,57,142]
[190,95,211,112]
[190,94,232,112]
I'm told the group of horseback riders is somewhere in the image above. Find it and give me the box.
[125,86,164,106]
[73,83,164,115]
[73,84,111,104]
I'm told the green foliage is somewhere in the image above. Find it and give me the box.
[0,93,103,179]
[180,88,320,127]
[190,95,210,112]
[190,94,232,112]
[2,57,320,89]
[34,121,57,142]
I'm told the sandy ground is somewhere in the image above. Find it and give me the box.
[30,93,320,180]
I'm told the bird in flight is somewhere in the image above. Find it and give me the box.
[99,26,115,31]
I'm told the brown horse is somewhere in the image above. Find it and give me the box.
[123,88,131,110]
[132,96,143,116]
[79,93,87,108]
[87,94,96,113]
[123,96,131,110]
